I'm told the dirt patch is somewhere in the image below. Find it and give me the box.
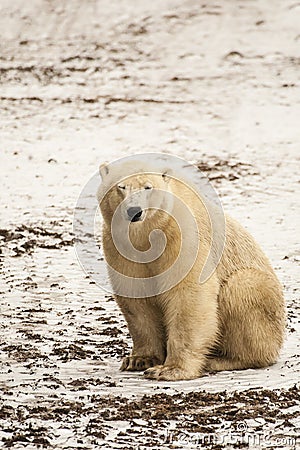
[1,386,299,448]
[196,156,259,184]
[0,223,74,257]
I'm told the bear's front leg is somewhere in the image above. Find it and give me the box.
[116,296,166,371]
[145,281,219,381]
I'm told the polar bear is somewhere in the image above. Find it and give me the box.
[98,160,285,381]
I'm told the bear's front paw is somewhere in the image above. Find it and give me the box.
[120,355,161,371]
[144,365,200,381]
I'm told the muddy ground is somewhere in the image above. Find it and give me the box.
[0,0,299,448]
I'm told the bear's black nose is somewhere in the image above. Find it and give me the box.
[127,206,143,222]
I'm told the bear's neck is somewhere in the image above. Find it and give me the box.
[128,214,178,253]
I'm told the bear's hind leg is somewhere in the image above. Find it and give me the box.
[206,357,260,372]
[207,268,285,373]
[205,357,254,372]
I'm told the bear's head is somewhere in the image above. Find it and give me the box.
[98,161,174,230]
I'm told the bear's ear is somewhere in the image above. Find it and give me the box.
[162,168,173,183]
[99,163,109,179]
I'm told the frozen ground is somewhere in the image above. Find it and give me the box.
[0,0,299,448]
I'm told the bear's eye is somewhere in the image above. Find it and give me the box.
[117,184,126,190]
[144,184,153,190]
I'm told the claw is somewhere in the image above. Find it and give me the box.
[120,355,162,372]
[144,365,200,381]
